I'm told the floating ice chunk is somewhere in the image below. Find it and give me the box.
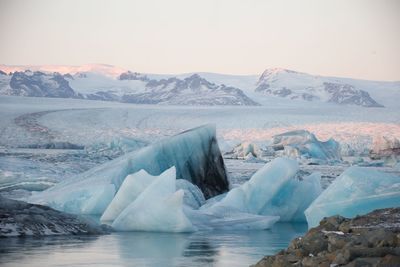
[112,167,195,232]
[175,179,205,209]
[260,172,322,222]
[204,158,322,222]
[101,170,156,221]
[271,130,341,163]
[305,167,400,228]
[208,158,299,214]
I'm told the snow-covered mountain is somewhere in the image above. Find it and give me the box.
[254,68,384,107]
[118,72,259,105]
[0,64,398,108]
[0,70,81,99]
[0,68,258,106]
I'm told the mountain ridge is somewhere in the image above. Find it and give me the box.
[0,64,398,108]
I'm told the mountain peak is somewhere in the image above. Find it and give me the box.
[261,68,298,76]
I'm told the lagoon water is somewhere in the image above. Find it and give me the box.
[0,223,306,267]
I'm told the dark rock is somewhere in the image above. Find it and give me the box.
[301,255,330,267]
[63,73,74,80]
[119,71,149,81]
[327,234,351,252]
[300,231,329,255]
[253,208,400,267]
[0,196,111,237]
[344,257,382,267]
[377,254,400,267]
[85,91,119,101]
[319,215,346,231]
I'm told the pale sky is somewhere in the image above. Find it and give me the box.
[0,0,399,80]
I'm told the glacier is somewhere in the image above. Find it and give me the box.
[29,124,229,214]
[203,158,322,222]
[305,167,400,228]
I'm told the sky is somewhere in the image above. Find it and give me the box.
[0,0,399,81]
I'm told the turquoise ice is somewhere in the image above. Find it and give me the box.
[305,166,400,228]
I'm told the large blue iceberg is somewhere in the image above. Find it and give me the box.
[305,166,400,228]
[29,125,229,215]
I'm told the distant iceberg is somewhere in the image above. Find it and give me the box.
[29,125,229,215]
[224,130,341,164]
[271,130,341,164]
[305,166,400,228]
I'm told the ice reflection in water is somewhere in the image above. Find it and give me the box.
[0,223,307,267]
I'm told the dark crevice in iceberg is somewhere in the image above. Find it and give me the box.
[116,124,230,199]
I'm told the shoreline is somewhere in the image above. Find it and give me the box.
[252,208,400,267]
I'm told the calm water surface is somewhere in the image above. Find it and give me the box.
[0,223,307,267]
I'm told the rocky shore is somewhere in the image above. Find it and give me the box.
[0,196,111,237]
[252,208,400,267]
